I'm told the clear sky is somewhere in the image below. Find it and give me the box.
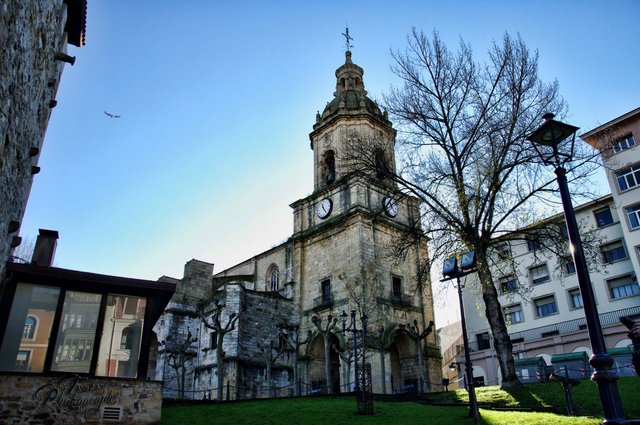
[20,0,640,325]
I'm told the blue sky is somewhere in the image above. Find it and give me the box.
[21,1,640,321]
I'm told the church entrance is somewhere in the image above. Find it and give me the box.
[308,333,341,394]
[389,330,419,393]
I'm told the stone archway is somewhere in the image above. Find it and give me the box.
[389,330,419,393]
[308,333,341,394]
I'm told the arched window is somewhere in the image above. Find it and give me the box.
[23,316,36,339]
[267,265,280,292]
[323,150,335,184]
[375,149,388,179]
[120,327,132,350]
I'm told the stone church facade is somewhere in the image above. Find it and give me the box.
[154,51,442,399]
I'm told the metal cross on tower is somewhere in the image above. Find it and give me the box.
[342,25,353,51]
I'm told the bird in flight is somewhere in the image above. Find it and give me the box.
[104,111,121,118]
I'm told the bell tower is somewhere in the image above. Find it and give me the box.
[289,46,441,393]
[310,50,397,192]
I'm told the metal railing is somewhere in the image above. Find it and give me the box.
[313,293,333,309]
[508,305,640,344]
[389,292,413,307]
[457,306,640,354]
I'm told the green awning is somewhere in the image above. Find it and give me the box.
[515,357,546,366]
[551,352,588,363]
[607,347,632,356]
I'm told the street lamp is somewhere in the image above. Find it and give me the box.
[442,250,480,425]
[527,113,627,424]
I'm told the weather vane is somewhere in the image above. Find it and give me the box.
[342,25,353,51]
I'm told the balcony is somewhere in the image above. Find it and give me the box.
[389,292,413,307]
[508,305,640,344]
[313,293,333,310]
[458,306,640,354]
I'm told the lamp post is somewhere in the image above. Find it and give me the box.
[527,113,627,424]
[442,251,480,425]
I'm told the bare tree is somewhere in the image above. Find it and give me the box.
[161,330,198,399]
[310,314,339,394]
[405,320,434,392]
[370,324,396,394]
[257,338,286,398]
[199,299,242,400]
[279,324,312,396]
[347,30,598,388]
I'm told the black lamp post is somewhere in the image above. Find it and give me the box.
[527,113,627,424]
[442,251,480,425]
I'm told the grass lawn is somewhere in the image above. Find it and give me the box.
[431,376,640,418]
[161,397,601,425]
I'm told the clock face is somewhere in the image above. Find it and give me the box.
[382,197,398,217]
[317,197,333,219]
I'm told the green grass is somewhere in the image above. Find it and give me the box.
[161,377,640,425]
[430,377,640,418]
[161,397,600,425]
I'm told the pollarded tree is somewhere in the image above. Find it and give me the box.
[199,299,242,400]
[279,324,312,396]
[161,330,198,399]
[349,29,597,388]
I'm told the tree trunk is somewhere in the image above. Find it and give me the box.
[416,339,425,390]
[476,252,520,389]
[379,349,386,394]
[266,362,272,398]
[215,343,225,400]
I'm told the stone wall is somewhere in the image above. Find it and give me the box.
[0,373,162,425]
[0,1,70,279]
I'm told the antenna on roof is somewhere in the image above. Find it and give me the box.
[342,25,353,51]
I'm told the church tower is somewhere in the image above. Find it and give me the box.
[290,49,441,393]
[160,45,443,401]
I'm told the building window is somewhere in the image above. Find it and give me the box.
[476,332,491,350]
[495,244,511,261]
[51,291,102,373]
[601,240,627,264]
[15,350,30,371]
[503,304,524,324]
[124,298,138,316]
[526,239,541,252]
[561,257,576,275]
[321,279,331,304]
[607,275,640,300]
[323,150,336,184]
[22,316,37,340]
[210,332,217,350]
[0,284,60,373]
[392,276,402,301]
[627,204,640,229]
[499,275,518,294]
[534,295,558,317]
[594,208,613,227]
[96,294,146,378]
[529,264,550,285]
[568,288,583,309]
[612,133,636,153]
[616,164,640,191]
[120,328,132,350]
[267,265,280,291]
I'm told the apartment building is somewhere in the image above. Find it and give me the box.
[455,108,639,386]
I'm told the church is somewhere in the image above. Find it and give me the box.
[154,47,442,400]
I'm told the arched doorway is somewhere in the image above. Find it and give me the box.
[389,330,419,393]
[308,333,341,394]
